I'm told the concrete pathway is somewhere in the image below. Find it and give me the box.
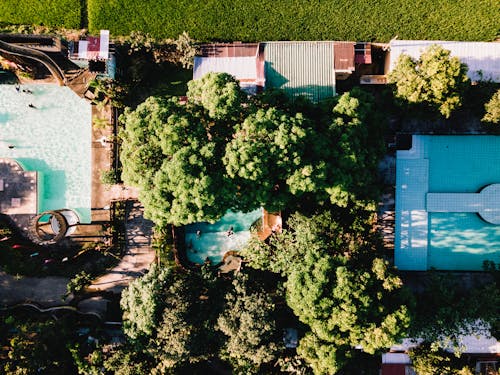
[88,201,155,293]
[0,272,70,307]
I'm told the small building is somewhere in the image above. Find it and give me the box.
[193,43,264,94]
[387,40,500,82]
[263,41,336,102]
[69,30,110,61]
[68,30,114,77]
[382,333,500,375]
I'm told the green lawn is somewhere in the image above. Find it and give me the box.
[0,0,81,29]
[1,0,497,42]
[87,0,499,42]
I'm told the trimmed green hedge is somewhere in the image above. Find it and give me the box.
[88,0,499,42]
[0,0,81,29]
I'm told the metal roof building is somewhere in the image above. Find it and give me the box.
[264,41,336,102]
[389,40,500,82]
[193,43,264,94]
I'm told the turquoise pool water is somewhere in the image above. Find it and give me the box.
[427,136,500,270]
[185,209,262,264]
[0,84,92,222]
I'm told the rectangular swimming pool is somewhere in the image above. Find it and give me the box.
[0,84,92,222]
[427,136,500,270]
[395,135,500,270]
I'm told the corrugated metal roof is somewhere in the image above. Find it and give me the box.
[264,42,335,102]
[389,40,500,82]
[193,56,258,81]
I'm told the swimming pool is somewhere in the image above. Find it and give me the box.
[0,84,92,222]
[395,135,500,271]
[185,208,262,264]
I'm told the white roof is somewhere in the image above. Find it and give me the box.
[389,40,500,82]
[193,56,257,81]
[382,353,411,364]
[391,335,500,354]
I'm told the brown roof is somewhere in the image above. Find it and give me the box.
[334,42,355,72]
[381,364,407,375]
[199,43,259,57]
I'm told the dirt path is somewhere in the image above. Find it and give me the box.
[88,201,155,293]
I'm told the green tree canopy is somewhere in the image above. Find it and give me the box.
[242,210,412,374]
[409,343,474,375]
[326,88,385,207]
[482,89,500,124]
[224,107,325,211]
[120,95,236,225]
[217,274,282,374]
[120,265,171,340]
[408,271,500,349]
[388,44,469,118]
[121,74,385,226]
[187,72,247,120]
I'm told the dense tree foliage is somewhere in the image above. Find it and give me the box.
[109,263,285,374]
[224,107,324,211]
[409,343,474,375]
[482,89,500,124]
[0,315,79,374]
[243,211,412,374]
[120,75,384,226]
[388,44,469,118]
[408,271,500,348]
[120,265,171,340]
[120,94,235,226]
[187,72,247,121]
[217,274,282,373]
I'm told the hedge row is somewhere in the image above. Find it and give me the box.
[88,0,499,42]
[0,0,81,29]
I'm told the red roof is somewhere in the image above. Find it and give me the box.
[381,364,407,375]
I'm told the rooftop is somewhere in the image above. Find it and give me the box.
[263,41,336,102]
[389,40,500,82]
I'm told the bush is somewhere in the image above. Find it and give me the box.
[483,89,500,124]
[100,169,119,185]
[88,0,498,42]
[0,0,81,28]
[67,271,92,295]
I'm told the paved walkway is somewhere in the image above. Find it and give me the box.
[88,201,155,293]
[0,272,70,307]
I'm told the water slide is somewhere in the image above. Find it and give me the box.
[0,37,66,85]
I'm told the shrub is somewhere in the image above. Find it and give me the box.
[100,169,119,185]
[482,89,500,124]
[67,271,92,295]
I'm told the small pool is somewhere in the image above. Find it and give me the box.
[0,84,92,222]
[185,209,262,264]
